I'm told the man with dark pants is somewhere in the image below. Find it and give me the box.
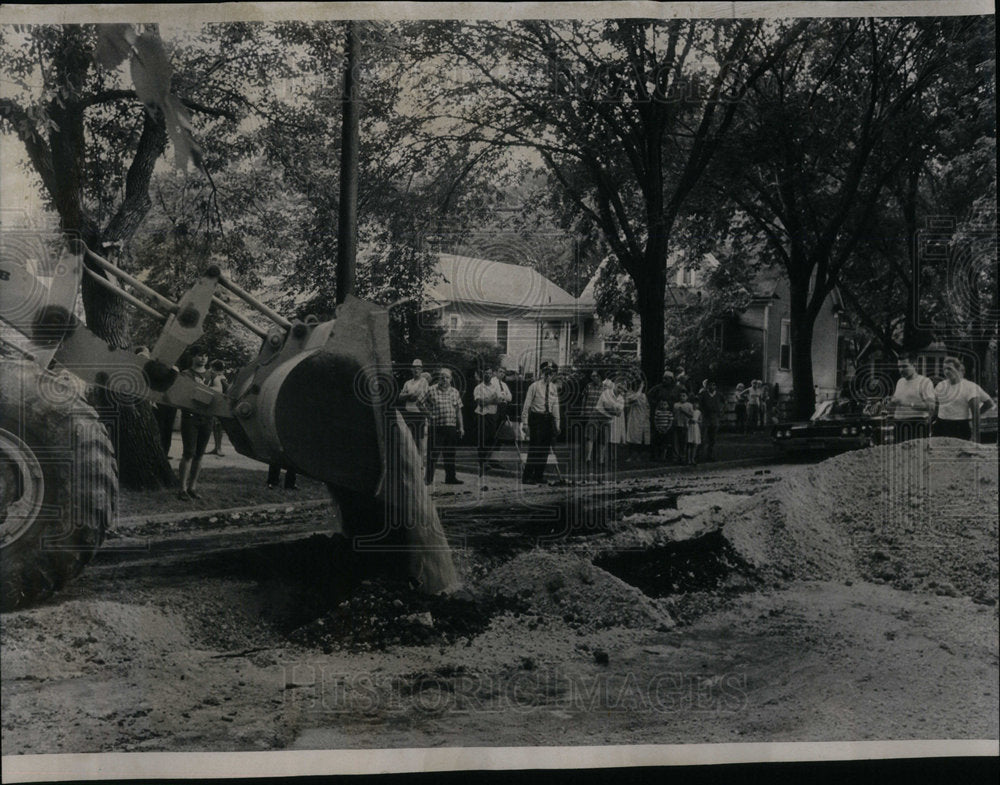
[267,463,297,490]
[698,380,722,461]
[473,367,511,476]
[425,369,464,485]
[521,361,560,484]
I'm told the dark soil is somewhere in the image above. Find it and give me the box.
[287,576,527,652]
[594,531,757,599]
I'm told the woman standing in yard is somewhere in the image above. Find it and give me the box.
[625,377,650,462]
[608,378,628,467]
[746,380,763,432]
[594,378,625,481]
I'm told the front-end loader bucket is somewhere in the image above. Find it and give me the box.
[226,295,456,593]
[229,295,391,494]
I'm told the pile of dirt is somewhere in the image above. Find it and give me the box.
[479,550,676,631]
[1,601,191,680]
[287,577,526,652]
[723,439,998,603]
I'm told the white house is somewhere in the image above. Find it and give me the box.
[576,253,722,359]
[422,253,588,374]
[580,252,848,403]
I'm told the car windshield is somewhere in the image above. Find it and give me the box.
[810,400,834,421]
[829,399,861,416]
[811,399,859,420]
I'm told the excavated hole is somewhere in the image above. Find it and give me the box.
[286,576,527,653]
[593,531,757,598]
[115,533,526,650]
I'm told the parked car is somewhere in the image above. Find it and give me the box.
[772,398,884,454]
[773,396,998,453]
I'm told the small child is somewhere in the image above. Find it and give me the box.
[687,401,702,465]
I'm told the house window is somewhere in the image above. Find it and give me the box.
[779,319,791,370]
[448,315,459,333]
[496,320,508,354]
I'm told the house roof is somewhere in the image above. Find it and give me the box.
[579,251,723,309]
[424,253,580,312]
[748,266,785,299]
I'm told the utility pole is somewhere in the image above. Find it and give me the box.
[336,21,359,305]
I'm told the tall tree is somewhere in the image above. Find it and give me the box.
[837,18,995,373]
[1,23,289,487]
[264,22,514,348]
[411,18,806,385]
[708,16,991,417]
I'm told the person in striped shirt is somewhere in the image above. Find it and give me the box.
[424,368,465,485]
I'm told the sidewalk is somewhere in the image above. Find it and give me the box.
[453,430,777,480]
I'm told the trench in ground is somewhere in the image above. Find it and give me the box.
[593,530,757,598]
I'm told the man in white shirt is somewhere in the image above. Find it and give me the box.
[474,367,512,475]
[933,356,994,441]
[521,361,560,484]
[399,358,429,448]
[888,353,936,441]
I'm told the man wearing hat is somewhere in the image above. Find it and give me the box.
[399,358,430,450]
[520,361,560,484]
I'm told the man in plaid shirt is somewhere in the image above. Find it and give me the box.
[424,368,464,485]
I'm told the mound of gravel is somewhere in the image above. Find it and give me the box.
[723,439,998,603]
[480,550,675,630]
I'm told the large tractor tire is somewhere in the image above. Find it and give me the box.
[0,361,117,611]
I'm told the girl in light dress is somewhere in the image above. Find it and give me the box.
[595,379,625,480]
[687,400,702,465]
[624,378,650,462]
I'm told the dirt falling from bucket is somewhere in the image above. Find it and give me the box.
[379,410,457,594]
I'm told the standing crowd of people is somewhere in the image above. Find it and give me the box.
[647,369,726,465]
[153,347,992,500]
[393,358,792,485]
[398,359,513,486]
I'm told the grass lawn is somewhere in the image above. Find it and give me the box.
[118,433,328,520]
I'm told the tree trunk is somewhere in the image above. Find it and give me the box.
[45,30,175,490]
[89,112,177,490]
[636,265,666,386]
[336,21,360,305]
[900,164,920,350]
[789,275,816,419]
